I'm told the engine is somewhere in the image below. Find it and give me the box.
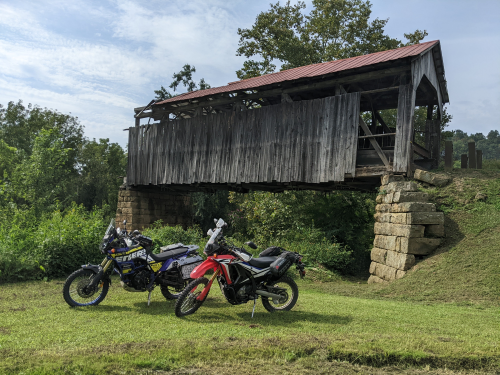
[131,270,151,291]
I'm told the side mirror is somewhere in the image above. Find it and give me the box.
[214,218,218,224]
[245,241,257,249]
[207,229,214,236]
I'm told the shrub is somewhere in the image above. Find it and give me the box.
[143,221,204,253]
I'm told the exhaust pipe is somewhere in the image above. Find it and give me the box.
[255,290,283,299]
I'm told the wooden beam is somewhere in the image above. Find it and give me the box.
[358,116,390,167]
[360,86,399,96]
[149,66,410,119]
[412,142,431,159]
[358,133,396,139]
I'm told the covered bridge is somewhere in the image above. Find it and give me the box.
[117,40,449,228]
[129,40,448,193]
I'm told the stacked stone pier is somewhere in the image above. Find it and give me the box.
[115,185,192,231]
[368,175,444,284]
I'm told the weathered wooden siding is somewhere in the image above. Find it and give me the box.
[127,93,360,186]
[393,84,415,173]
[412,50,443,116]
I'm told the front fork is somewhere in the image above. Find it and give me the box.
[87,258,113,289]
[196,268,220,301]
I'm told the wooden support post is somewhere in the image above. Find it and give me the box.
[445,140,453,171]
[394,83,415,173]
[461,154,468,169]
[425,104,433,151]
[476,150,483,169]
[281,93,293,103]
[427,119,440,169]
[135,117,140,127]
[359,116,390,168]
[468,142,476,169]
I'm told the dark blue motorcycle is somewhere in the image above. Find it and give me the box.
[62,219,203,307]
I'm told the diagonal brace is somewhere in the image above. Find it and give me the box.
[358,116,390,167]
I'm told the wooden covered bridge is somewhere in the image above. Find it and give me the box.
[117,40,449,229]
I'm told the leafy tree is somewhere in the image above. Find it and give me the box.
[236,0,427,79]
[0,100,84,163]
[450,129,500,161]
[154,64,211,101]
[76,139,127,213]
[8,129,75,215]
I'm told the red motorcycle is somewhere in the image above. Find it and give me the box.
[174,218,306,317]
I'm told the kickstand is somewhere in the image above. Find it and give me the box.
[147,290,152,307]
[251,298,256,318]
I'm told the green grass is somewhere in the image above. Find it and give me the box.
[1,276,499,374]
[1,169,500,374]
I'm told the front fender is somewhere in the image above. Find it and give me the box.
[190,258,218,278]
[81,264,112,285]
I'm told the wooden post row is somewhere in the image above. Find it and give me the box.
[468,142,476,169]
[461,154,468,169]
[476,150,483,169]
[444,140,453,171]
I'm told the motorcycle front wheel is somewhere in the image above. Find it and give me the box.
[174,277,209,317]
[63,269,109,307]
[261,275,298,312]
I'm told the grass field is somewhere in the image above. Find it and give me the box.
[1,170,499,374]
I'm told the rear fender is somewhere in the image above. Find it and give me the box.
[190,258,218,278]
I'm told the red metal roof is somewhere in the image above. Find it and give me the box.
[156,40,439,105]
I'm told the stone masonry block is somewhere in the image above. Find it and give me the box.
[376,195,383,204]
[414,169,451,187]
[373,235,397,251]
[375,204,392,213]
[425,224,445,237]
[385,181,419,193]
[381,174,405,186]
[397,237,441,255]
[374,223,425,238]
[120,207,133,215]
[370,262,398,281]
[393,191,429,203]
[385,250,415,270]
[390,213,408,224]
[371,247,388,264]
[391,202,436,213]
[382,193,394,204]
[367,274,389,284]
[395,269,407,279]
[407,212,444,225]
[374,213,392,223]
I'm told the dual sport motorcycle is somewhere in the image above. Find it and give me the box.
[63,219,203,307]
[174,218,306,317]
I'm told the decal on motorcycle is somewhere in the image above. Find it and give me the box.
[148,262,162,272]
[115,249,146,262]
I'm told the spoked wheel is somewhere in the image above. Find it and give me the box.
[63,269,109,307]
[261,275,299,312]
[174,277,209,317]
[160,281,187,300]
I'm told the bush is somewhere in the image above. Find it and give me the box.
[143,221,204,253]
[0,204,107,281]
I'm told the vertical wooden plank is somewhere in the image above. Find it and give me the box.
[461,154,468,169]
[444,140,453,172]
[468,141,476,169]
[283,101,295,183]
[347,92,361,176]
[476,150,482,169]
[312,98,323,184]
[394,84,415,173]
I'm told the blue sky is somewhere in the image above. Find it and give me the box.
[0,0,498,147]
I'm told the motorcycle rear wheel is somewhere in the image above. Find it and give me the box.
[63,269,109,307]
[174,277,209,317]
[261,275,298,312]
[160,282,186,300]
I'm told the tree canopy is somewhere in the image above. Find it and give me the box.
[236,0,427,79]
[154,64,211,101]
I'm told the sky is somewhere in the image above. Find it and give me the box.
[0,0,499,147]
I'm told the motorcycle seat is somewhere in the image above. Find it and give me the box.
[248,256,278,269]
[148,248,188,262]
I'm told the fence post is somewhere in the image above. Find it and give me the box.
[468,142,476,169]
[476,150,483,169]
[461,154,468,169]
[445,141,453,171]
